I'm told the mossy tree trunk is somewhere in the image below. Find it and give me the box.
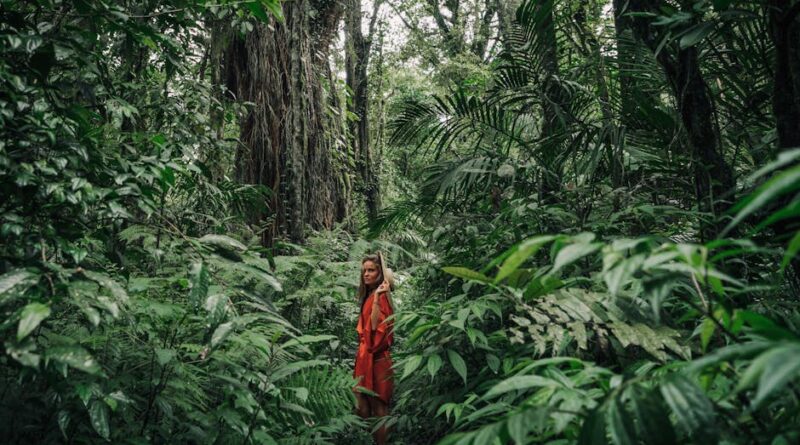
[345,0,382,220]
[225,0,349,245]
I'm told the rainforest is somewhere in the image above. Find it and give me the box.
[2,0,800,444]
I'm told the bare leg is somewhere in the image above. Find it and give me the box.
[355,392,371,419]
[369,397,390,445]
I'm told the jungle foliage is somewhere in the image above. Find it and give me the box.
[2,0,800,444]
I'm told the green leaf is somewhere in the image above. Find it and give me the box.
[755,199,800,232]
[0,269,38,306]
[427,353,443,378]
[199,234,247,252]
[189,262,209,309]
[231,262,283,291]
[447,349,468,384]
[271,359,327,381]
[485,375,554,398]
[107,390,133,406]
[578,405,608,445]
[473,423,501,444]
[486,353,500,373]
[442,267,492,283]
[495,236,556,283]
[551,241,602,274]
[211,322,234,347]
[261,0,284,21]
[700,317,716,352]
[46,346,105,376]
[6,338,40,368]
[58,410,70,439]
[747,148,800,183]
[155,348,176,366]
[17,302,50,341]
[402,355,424,380]
[89,400,110,440]
[506,410,532,444]
[679,22,714,48]
[724,164,800,235]
[82,270,128,304]
[205,293,228,324]
[737,310,798,341]
[245,1,270,22]
[686,340,769,373]
[781,231,800,271]
[160,166,175,189]
[660,376,718,443]
[738,343,800,409]
[607,397,636,445]
[281,334,338,348]
[629,385,676,445]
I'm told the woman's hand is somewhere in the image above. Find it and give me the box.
[376,280,390,295]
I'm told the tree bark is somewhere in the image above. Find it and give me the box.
[768,0,800,150]
[534,0,565,203]
[225,0,347,245]
[470,0,497,60]
[626,0,736,238]
[766,0,800,283]
[345,0,381,220]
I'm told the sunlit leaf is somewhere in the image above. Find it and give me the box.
[427,353,443,378]
[17,302,50,340]
[484,375,555,398]
[495,236,556,283]
[89,400,110,440]
[442,267,492,283]
[46,346,105,376]
[402,355,423,380]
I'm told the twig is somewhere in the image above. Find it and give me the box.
[691,272,709,312]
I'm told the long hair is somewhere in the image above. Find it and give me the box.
[357,254,394,309]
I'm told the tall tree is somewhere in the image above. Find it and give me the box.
[391,0,501,62]
[345,0,383,220]
[767,0,800,150]
[625,0,736,238]
[521,0,567,203]
[225,0,349,245]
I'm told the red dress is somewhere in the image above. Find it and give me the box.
[353,290,394,403]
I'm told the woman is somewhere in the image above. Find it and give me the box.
[354,254,394,445]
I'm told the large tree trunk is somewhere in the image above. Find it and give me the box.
[325,57,353,226]
[225,0,347,245]
[768,0,800,150]
[767,0,800,284]
[470,0,497,60]
[535,0,565,204]
[200,18,230,182]
[626,0,736,239]
[345,0,380,220]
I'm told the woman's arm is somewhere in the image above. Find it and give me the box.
[369,284,393,354]
[371,281,390,330]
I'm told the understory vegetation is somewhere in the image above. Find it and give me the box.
[2,0,800,444]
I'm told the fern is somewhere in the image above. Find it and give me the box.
[510,288,690,361]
